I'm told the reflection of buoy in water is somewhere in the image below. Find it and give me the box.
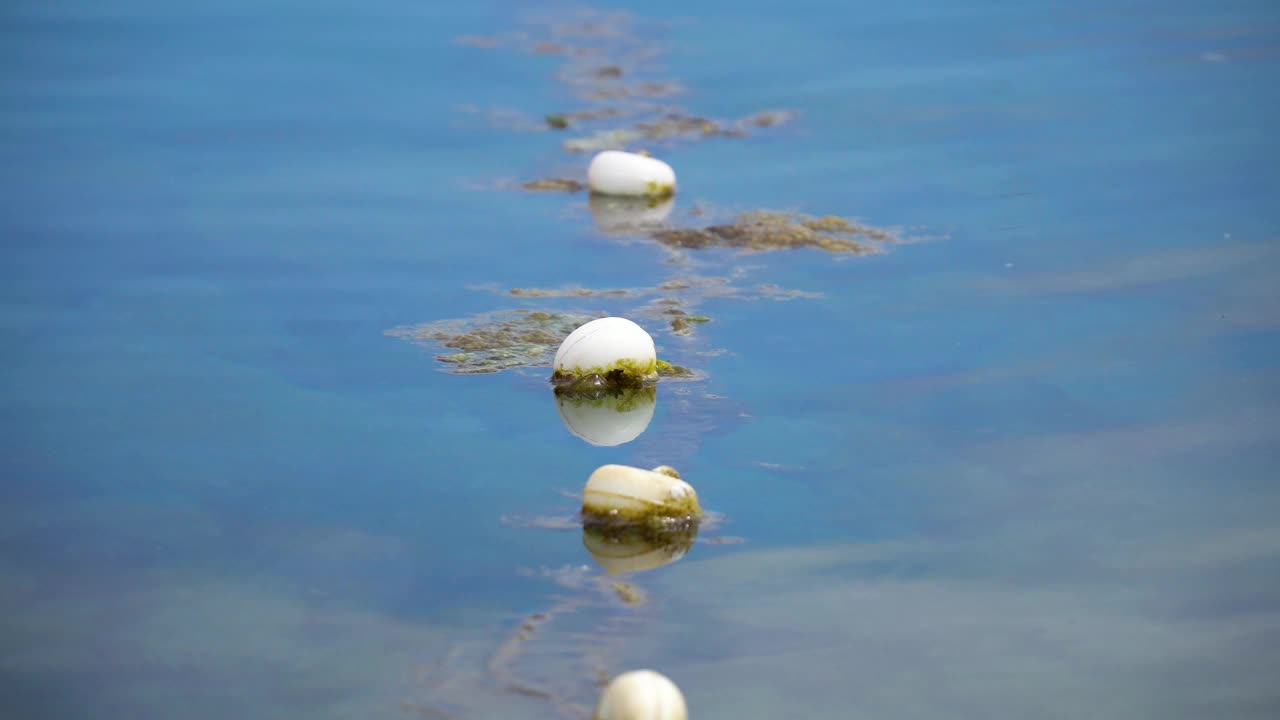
[589,193,674,236]
[555,386,656,447]
[582,464,702,523]
[588,150,676,198]
[552,317,657,389]
[594,669,688,720]
[582,520,697,574]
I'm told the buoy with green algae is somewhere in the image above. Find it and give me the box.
[552,317,658,390]
[582,464,702,524]
[588,150,676,198]
[594,669,688,720]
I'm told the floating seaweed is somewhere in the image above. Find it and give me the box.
[387,310,600,375]
[457,10,797,156]
[652,210,888,254]
[520,178,587,192]
[561,110,797,153]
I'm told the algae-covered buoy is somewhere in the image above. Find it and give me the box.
[582,464,702,523]
[552,317,657,389]
[594,669,688,720]
[555,386,656,447]
[583,521,697,574]
[588,150,676,198]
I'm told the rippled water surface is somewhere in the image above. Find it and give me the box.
[2,1,1278,718]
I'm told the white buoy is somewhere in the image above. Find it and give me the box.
[552,317,657,387]
[582,464,702,523]
[588,150,676,198]
[594,669,688,720]
[556,387,656,447]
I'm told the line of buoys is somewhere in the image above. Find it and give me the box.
[551,151,692,718]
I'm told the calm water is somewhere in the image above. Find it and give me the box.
[3,1,1278,718]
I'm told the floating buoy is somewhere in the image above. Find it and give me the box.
[594,669,688,720]
[552,317,657,389]
[582,522,696,574]
[588,150,676,198]
[556,386,656,447]
[582,464,702,524]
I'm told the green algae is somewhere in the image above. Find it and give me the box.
[610,581,646,605]
[652,210,888,254]
[581,490,703,525]
[509,285,634,297]
[389,306,712,378]
[643,180,675,198]
[520,177,585,192]
[562,128,643,153]
[456,12,796,156]
[668,313,710,336]
[386,309,599,375]
[389,269,832,376]
[655,359,695,378]
[551,356,658,390]
[582,516,698,548]
[554,384,656,413]
[582,518,698,576]
[560,110,796,153]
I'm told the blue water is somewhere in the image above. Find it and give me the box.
[2,1,1278,718]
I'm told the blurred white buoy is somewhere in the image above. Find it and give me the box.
[582,464,702,522]
[552,317,657,387]
[588,150,676,198]
[594,669,688,720]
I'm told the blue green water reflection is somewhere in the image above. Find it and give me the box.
[2,1,1277,718]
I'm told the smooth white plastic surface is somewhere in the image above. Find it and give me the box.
[583,464,698,516]
[594,669,688,720]
[554,317,656,377]
[588,150,677,197]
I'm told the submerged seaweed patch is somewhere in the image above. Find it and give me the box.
[652,210,888,254]
[560,110,796,153]
[509,285,634,297]
[669,314,710,336]
[389,268,827,375]
[520,178,586,192]
[387,304,714,377]
[457,11,796,156]
[386,310,599,375]
[655,359,695,378]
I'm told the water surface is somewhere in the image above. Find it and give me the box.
[2,1,1278,718]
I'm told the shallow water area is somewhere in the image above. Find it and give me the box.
[2,1,1278,718]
